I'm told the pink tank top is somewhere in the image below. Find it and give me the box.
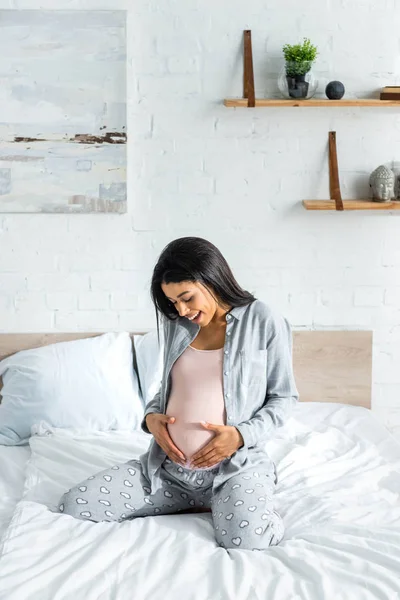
[166,345,226,463]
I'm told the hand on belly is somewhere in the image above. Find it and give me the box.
[167,420,216,460]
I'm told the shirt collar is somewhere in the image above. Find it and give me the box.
[176,303,250,332]
[228,304,248,321]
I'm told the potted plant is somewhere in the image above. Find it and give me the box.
[280,38,318,99]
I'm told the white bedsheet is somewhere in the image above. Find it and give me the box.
[0,445,30,540]
[1,403,400,600]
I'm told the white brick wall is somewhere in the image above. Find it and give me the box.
[0,0,399,431]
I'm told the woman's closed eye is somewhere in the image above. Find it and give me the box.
[172,297,193,305]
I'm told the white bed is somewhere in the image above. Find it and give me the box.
[1,331,400,600]
[0,445,30,539]
[0,403,400,600]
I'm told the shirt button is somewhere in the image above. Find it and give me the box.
[224,371,228,375]
[224,350,229,355]
[226,314,231,321]
[227,332,231,336]
[225,393,230,399]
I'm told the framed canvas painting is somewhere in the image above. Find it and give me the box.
[0,10,127,213]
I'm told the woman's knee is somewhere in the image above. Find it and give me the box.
[58,489,87,520]
[215,510,284,550]
[57,480,100,521]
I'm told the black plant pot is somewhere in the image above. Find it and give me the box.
[286,74,309,99]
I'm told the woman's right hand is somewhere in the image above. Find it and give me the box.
[145,413,186,465]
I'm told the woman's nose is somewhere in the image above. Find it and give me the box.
[177,303,189,317]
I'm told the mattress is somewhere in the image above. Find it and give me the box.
[0,403,400,600]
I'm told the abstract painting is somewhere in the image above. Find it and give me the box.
[0,10,127,213]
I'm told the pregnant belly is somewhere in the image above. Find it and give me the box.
[167,421,217,459]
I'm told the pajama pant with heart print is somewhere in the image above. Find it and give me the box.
[58,457,284,551]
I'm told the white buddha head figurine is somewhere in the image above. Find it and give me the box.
[369,165,395,202]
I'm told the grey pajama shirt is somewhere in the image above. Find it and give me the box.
[59,300,298,551]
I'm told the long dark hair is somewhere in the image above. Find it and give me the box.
[151,237,256,334]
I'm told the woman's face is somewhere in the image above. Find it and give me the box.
[161,280,229,328]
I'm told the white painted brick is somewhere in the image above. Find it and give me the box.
[178,174,214,195]
[204,152,264,177]
[129,112,153,139]
[384,288,400,307]
[134,139,175,159]
[0,274,27,293]
[118,310,156,331]
[215,175,264,196]
[142,174,179,194]
[14,0,129,6]
[234,269,282,289]
[374,351,400,384]
[2,215,69,245]
[66,215,134,239]
[258,289,290,315]
[0,248,57,272]
[152,112,216,139]
[369,306,400,328]
[78,293,110,311]
[214,116,253,139]
[0,293,11,311]
[131,197,173,231]
[118,235,162,270]
[282,269,348,288]
[344,268,400,287]
[155,34,201,56]
[1,311,55,333]
[284,305,314,328]
[14,292,47,312]
[375,384,400,408]
[167,57,200,75]
[289,291,317,308]
[374,407,400,437]
[90,271,146,293]
[138,75,201,97]
[57,252,116,273]
[46,293,77,311]
[135,56,167,76]
[55,311,119,332]
[354,287,384,307]
[320,289,353,307]
[312,307,373,328]
[110,293,139,311]
[143,153,203,177]
[175,138,240,156]
[374,326,400,345]
[26,274,90,293]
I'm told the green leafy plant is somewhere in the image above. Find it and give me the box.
[282,38,318,78]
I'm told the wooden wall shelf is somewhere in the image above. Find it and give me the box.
[229,31,400,109]
[304,132,400,211]
[224,98,400,108]
[303,200,400,210]
[231,31,400,212]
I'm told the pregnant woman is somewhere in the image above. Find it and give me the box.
[58,237,298,551]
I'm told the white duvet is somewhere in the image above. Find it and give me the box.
[1,403,400,600]
[0,445,30,538]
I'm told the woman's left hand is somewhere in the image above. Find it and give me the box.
[190,422,244,469]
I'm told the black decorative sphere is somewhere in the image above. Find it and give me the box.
[325,81,345,100]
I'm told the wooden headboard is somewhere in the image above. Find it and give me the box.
[0,331,372,409]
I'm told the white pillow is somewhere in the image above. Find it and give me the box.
[134,330,163,406]
[0,332,143,446]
